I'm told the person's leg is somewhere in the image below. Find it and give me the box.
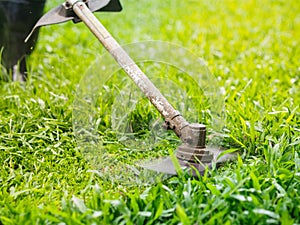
[0,1,46,81]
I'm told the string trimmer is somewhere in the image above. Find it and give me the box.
[26,0,237,176]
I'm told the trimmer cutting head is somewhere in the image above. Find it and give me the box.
[143,123,237,176]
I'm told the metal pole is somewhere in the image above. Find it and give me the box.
[70,1,190,138]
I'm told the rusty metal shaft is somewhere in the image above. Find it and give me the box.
[70,0,190,138]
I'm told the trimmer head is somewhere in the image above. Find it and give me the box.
[143,123,237,176]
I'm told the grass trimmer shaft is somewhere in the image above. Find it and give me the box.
[26,0,237,176]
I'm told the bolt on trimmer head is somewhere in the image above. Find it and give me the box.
[26,0,237,176]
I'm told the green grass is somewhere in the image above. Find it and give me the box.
[0,0,299,224]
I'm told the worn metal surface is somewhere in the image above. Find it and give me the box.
[72,1,191,139]
[176,123,214,163]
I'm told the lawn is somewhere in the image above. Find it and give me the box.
[0,0,299,224]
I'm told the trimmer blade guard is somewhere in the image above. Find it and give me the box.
[25,0,122,42]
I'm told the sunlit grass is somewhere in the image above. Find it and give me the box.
[0,0,299,224]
